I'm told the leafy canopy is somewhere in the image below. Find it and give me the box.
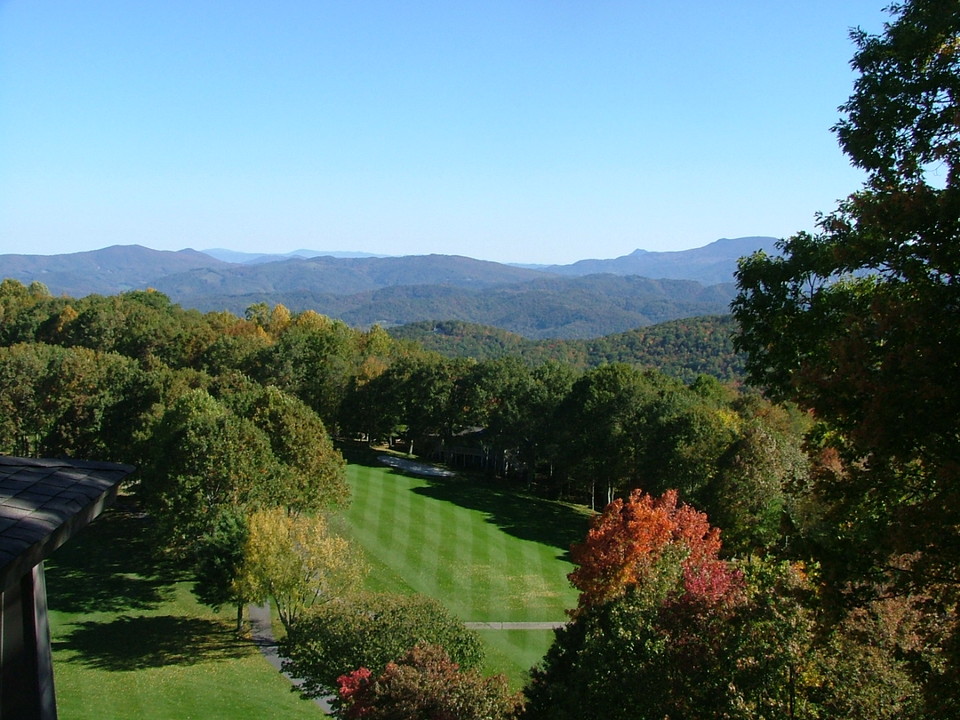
[568,488,734,615]
[233,507,365,632]
[732,0,960,592]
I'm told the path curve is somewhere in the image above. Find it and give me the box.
[248,603,335,716]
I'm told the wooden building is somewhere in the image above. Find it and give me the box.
[0,456,134,719]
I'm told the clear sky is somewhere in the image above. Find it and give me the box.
[0,1,889,264]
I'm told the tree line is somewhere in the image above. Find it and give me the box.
[0,278,799,555]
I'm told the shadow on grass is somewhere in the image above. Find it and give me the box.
[54,615,250,671]
[411,477,592,560]
[45,500,187,615]
[340,441,593,558]
[337,441,396,468]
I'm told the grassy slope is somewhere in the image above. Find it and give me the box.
[338,455,592,687]
[45,504,326,720]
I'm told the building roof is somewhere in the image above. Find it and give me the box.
[0,456,135,591]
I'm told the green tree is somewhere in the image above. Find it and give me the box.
[140,389,280,553]
[733,0,960,583]
[222,383,350,511]
[732,1,960,706]
[0,342,152,460]
[555,364,659,507]
[705,413,809,557]
[807,596,924,719]
[257,311,359,429]
[192,508,249,632]
[0,279,65,345]
[281,592,484,699]
[634,386,738,504]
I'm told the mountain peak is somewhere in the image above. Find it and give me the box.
[548,236,778,285]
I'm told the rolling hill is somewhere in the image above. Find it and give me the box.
[175,275,737,340]
[389,314,744,381]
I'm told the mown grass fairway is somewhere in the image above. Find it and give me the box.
[339,453,592,686]
[45,503,326,720]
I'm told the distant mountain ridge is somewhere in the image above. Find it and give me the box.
[0,245,225,296]
[202,248,388,264]
[0,237,776,339]
[153,254,550,298]
[543,236,780,285]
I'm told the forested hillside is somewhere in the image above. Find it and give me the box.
[179,275,735,339]
[389,315,743,382]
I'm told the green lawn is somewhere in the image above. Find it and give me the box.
[45,504,326,720]
[338,453,592,686]
[44,456,591,714]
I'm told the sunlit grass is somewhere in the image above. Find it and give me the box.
[45,506,326,720]
[338,455,591,687]
[44,455,592,712]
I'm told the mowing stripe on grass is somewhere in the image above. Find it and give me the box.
[467,511,492,620]
[343,462,580,622]
[341,458,588,687]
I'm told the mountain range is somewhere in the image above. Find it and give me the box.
[0,237,778,339]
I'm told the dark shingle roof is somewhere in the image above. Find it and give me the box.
[0,456,135,590]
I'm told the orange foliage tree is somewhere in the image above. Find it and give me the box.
[568,488,737,615]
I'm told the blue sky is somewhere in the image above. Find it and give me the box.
[0,1,889,264]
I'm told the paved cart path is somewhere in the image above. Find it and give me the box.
[248,603,335,715]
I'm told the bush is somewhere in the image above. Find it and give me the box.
[334,644,521,720]
[280,592,483,698]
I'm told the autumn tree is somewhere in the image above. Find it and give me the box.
[233,507,365,632]
[334,644,521,720]
[527,490,814,719]
[567,488,733,614]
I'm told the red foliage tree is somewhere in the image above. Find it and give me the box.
[568,488,738,614]
[334,644,521,720]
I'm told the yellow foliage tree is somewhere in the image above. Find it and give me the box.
[234,507,366,631]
